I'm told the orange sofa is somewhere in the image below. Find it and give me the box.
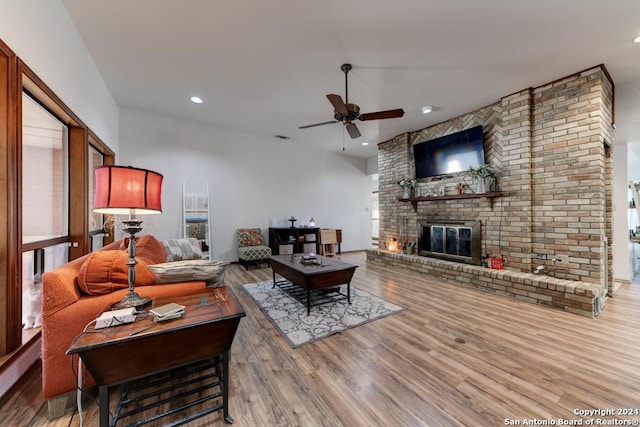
[41,235,209,419]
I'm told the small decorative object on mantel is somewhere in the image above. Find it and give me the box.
[397,177,416,199]
[309,218,315,227]
[288,216,298,228]
[467,164,502,194]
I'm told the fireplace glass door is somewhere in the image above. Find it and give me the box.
[418,220,481,265]
[445,227,458,255]
[459,228,472,257]
[431,226,444,253]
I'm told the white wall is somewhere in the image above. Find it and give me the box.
[0,0,119,152]
[612,133,640,286]
[119,108,373,261]
[612,143,632,283]
[626,143,640,280]
[366,155,378,175]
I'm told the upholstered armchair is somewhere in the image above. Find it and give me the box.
[236,228,272,270]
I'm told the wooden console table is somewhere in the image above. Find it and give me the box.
[67,288,245,426]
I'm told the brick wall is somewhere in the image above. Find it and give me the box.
[377,65,613,290]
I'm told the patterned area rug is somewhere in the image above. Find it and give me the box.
[241,280,405,348]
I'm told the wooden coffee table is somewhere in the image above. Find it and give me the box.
[269,254,358,315]
[67,287,245,426]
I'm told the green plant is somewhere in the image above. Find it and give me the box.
[467,164,502,179]
[397,177,416,188]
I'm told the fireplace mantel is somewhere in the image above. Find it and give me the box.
[399,192,503,211]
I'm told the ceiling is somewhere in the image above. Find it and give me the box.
[62,0,640,159]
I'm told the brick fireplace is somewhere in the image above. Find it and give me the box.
[367,65,614,316]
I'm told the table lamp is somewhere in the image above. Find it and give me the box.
[93,165,163,309]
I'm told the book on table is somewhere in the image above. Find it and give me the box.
[150,302,186,321]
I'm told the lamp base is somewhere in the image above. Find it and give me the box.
[112,291,152,310]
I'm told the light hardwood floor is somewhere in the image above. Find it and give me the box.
[2,251,640,426]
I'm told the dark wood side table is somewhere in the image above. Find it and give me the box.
[67,287,245,426]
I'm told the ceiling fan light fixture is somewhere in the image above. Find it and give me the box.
[422,106,433,114]
[190,96,203,104]
[298,63,404,140]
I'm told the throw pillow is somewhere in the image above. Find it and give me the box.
[161,238,203,262]
[237,228,264,247]
[119,234,167,265]
[78,250,157,295]
[147,260,228,288]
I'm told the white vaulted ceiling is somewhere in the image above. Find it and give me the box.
[62,0,640,158]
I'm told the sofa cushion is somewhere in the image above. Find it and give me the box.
[119,234,167,265]
[147,260,227,288]
[161,238,203,262]
[78,250,157,295]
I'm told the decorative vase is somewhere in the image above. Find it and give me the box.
[476,177,495,194]
[403,242,415,254]
[402,186,411,199]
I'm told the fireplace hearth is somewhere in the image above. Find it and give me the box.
[417,220,481,265]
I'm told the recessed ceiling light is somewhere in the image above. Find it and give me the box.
[634,36,640,43]
[361,142,369,146]
[422,106,433,114]
[190,96,203,104]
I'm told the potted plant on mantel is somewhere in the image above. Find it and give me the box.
[397,177,416,199]
[467,164,502,194]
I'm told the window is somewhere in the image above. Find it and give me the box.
[0,40,115,359]
[21,92,69,244]
[20,92,71,339]
[88,144,105,251]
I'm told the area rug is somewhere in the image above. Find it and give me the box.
[241,280,405,348]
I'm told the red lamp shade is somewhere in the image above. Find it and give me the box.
[93,165,163,215]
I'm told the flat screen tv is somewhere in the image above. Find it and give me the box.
[413,125,485,178]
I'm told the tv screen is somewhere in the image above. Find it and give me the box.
[414,125,485,178]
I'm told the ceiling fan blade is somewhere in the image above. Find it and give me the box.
[327,94,349,116]
[359,108,405,121]
[299,120,339,129]
[345,122,361,139]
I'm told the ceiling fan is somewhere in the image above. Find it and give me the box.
[299,63,405,139]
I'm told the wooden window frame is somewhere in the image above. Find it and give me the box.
[0,38,114,356]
